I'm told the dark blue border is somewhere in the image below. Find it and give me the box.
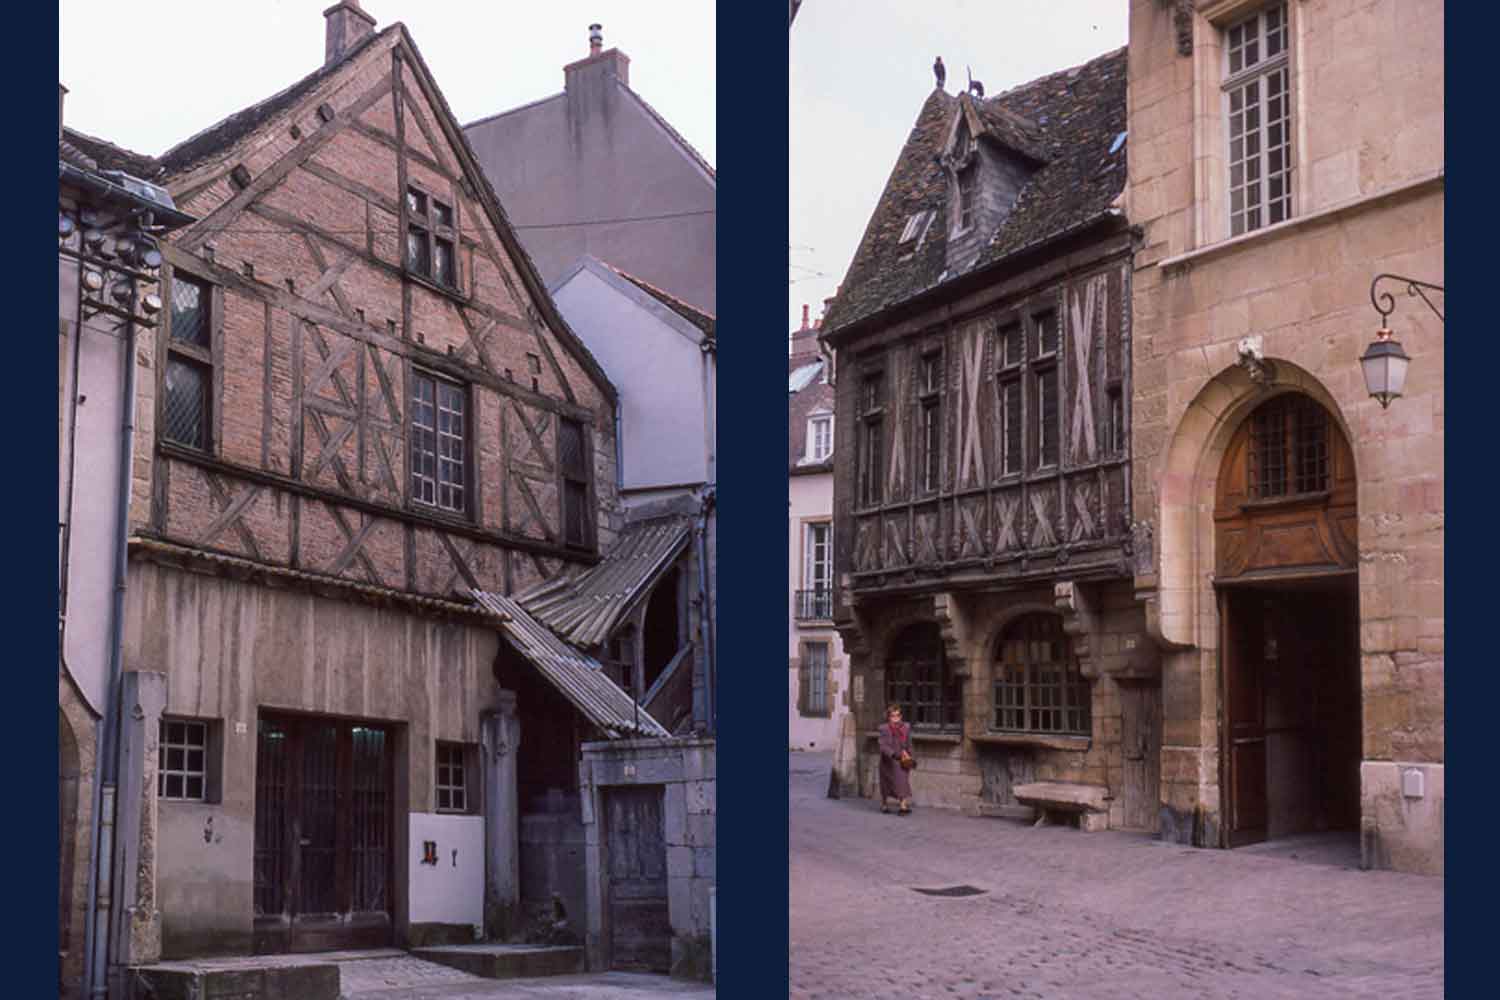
[714,3,791,997]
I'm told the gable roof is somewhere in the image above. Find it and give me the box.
[789,326,834,472]
[822,46,1128,337]
[607,264,716,340]
[61,127,157,178]
[103,21,616,406]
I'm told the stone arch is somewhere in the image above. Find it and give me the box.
[1148,359,1356,650]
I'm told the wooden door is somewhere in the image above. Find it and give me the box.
[1118,682,1161,831]
[605,785,671,972]
[1223,591,1268,846]
[253,714,394,953]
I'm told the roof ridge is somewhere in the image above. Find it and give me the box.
[619,83,716,181]
[984,44,1128,106]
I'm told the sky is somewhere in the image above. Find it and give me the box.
[60,1,716,166]
[789,0,1128,333]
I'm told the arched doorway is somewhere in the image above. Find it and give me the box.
[884,623,959,732]
[1215,393,1361,846]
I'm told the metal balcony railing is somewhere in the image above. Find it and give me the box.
[794,588,833,621]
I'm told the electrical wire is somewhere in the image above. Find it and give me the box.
[172,207,715,236]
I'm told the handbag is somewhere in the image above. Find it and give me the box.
[899,751,917,771]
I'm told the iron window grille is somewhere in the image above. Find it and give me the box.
[799,641,832,717]
[1224,3,1292,236]
[406,186,458,288]
[559,418,592,548]
[798,523,832,620]
[435,742,468,812]
[411,371,468,513]
[885,623,961,732]
[158,718,209,801]
[163,272,214,451]
[1248,394,1329,499]
[992,614,1090,736]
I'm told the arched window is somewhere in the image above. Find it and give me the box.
[992,614,1090,736]
[885,623,960,731]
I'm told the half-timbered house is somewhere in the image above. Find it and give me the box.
[821,48,1165,832]
[77,1,692,974]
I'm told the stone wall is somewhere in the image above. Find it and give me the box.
[1126,0,1443,872]
[578,738,715,981]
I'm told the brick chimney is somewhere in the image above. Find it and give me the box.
[565,22,630,91]
[801,304,810,330]
[324,1,376,67]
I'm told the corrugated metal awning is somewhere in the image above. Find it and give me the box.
[469,588,670,739]
[515,514,693,650]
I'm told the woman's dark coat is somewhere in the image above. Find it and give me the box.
[877,721,914,801]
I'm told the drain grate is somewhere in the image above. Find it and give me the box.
[911,885,987,897]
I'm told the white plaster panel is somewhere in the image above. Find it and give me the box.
[407,812,485,929]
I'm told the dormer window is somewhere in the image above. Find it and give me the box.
[807,414,833,462]
[956,166,977,233]
[898,210,935,244]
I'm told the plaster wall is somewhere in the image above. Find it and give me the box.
[1127,0,1443,870]
[465,74,715,314]
[124,559,504,955]
[408,812,486,932]
[789,472,847,750]
[552,265,711,491]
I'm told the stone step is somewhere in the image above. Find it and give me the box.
[410,943,586,980]
[131,955,349,1000]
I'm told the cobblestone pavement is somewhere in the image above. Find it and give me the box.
[789,751,1443,1000]
[337,955,714,999]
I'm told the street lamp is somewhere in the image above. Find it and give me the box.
[1362,273,1442,408]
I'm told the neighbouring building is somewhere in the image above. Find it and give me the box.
[464,27,716,315]
[821,49,1160,831]
[59,90,195,1000]
[789,305,848,752]
[58,2,715,989]
[1126,0,1443,873]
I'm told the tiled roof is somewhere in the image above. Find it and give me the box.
[822,46,1128,335]
[469,588,670,739]
[155,27,390,178]
[514,505,695,650]
[609,264,716,339]
[61,128,157,178]
[789,327,834,471]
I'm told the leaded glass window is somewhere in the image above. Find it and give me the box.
[1225,3,1292,236]
[411,371,467,513]
[992,614,1090,736]
[886,623,960,732]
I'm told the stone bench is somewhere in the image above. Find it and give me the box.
[1012,781,1110,831]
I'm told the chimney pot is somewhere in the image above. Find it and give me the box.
[324,1,376,68]
[801,304,810,330]
[589,23,603,57]
[566,25,629,89]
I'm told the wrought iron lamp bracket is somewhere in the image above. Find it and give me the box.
[1370,273,1444,325]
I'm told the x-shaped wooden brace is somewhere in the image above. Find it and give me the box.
[885,518,907,566]
[886,357,907,497]
[915,512,940,564]
[855,520,878,571]
[457,308,499,373]
[508,402,557,543]
[994,496,1019,552]
[960,329,986,488]
[959,503,984,557]
[1069,276,1102,463]
[1071,484,1097,542]
[438,532,480,596]
[327,505,385,587]
[1029,491,1057,549]
[199,473,264,559]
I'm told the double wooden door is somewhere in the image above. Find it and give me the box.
[253,713,394,953]
[605,785,671,972]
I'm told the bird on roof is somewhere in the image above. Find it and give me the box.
[934,56,946,89]
[966,66,985,98]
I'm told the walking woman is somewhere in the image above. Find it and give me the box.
[878,703,916,815]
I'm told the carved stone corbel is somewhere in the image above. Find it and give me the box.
[931,591,974,679]
[1054,580,1099,678]
[1138,589,1195,653]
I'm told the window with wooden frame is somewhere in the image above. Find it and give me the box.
[885,623,960,732]
[559,417,592,548]
[406,186,458,288]
[435,741,476,813]
[1247,394,1328,499]
[158,717,221,802]
[798,641,832,718]
[955,165,977,233]
[1030,310,1060,470]
[996,322,1023,476]
[163,271,215,451]
[917,351,942,493]
[992,614,1090,736]
[1224,3,1292,236]
[808,414,833,462]
[1104,381,1125,456]
[857,370,885,508]
[411,370,468,513]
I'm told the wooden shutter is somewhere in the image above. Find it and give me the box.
[797,657,809,715]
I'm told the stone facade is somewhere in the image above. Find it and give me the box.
[1126,0,1443,873]
[578,738,715,981]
